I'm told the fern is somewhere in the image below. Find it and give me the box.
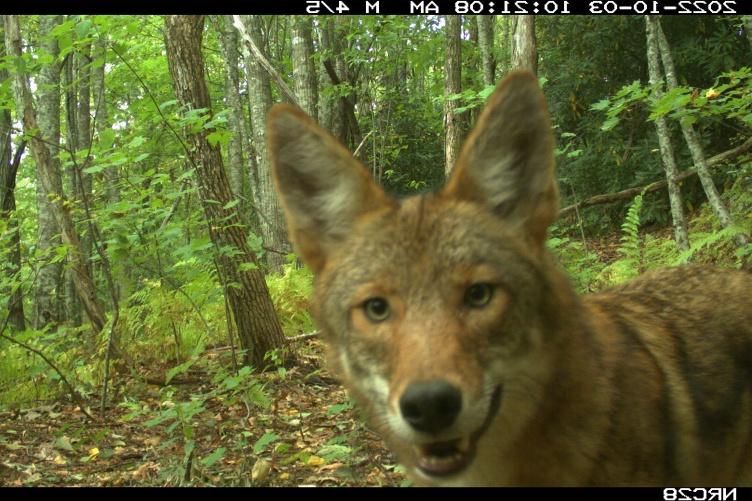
[673,225,747,265]
[597,193,645,286]
[617,193,645,276]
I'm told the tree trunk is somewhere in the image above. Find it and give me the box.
[0,26,24,331]
[92,34,119,206]
[316,18,336,134]
[164,15,288,368]
[651,16,748,247]
[291,17,318,118]
[511,16,537,74]
[477,15,496,86]
[237,15,290,272]
[326,18,348,145]
[63,47,83,327]
[644,16,690,252]
[444,15,462,177]
[4,14,107,334]
[32,16,66,329]
[219,15,251,226]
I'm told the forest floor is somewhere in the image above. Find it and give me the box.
[0,338,407,487]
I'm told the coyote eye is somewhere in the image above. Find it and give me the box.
[465,283,494,307]
[363,297,390,322]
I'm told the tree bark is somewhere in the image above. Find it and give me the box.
[511,16,537,74]
[645,16,689,252]
[164,15,288,368]
[235,15,290,272]
[92,33,119,206]
[477,15,496,86]
[63,44,83,327]
[0,25,25,331]
[4,14,107,334]
[316,18,335,133]
[219,15,251,226]
[291,17,318,119]
[32,15,66,329]
[651,16,748,247]
[444,15,462,177]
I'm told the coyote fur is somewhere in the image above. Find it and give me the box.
[267,71,752,486]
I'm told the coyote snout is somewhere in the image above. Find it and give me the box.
[268,71,752,486]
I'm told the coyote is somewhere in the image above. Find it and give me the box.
[267,71,752,486]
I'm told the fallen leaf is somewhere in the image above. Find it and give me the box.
[307,455,325,466]
[53,436,75,452]
[252,458,272,483]
[143,437,161,447]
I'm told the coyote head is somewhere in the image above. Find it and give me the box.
[268,71,568,485]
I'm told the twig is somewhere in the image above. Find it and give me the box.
[287,331,320,343]
[353,130,374,159]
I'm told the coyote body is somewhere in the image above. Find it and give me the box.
[268,71,752,486]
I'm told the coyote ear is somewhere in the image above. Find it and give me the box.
[443,70,558,246]
[268,105,390,273]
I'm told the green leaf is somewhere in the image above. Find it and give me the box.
[200,447,226,467]
[165,358,196,384]
[99,129,116,149]
[128,136,146,149]
[591,99,611,111]
[601,116,620,131]
[223,199,239,210]
[253,433,280,454]
[83,164,105,174]
[76,19,93,39]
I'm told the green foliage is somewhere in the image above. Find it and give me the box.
[547,232,604,293]
[265,260,315,336]
[598,193,645,285]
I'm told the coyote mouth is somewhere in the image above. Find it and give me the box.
[414,385,503,478]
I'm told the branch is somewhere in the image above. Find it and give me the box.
[286,331,319,343]
[232,15,299,107]
[559,137,752,217]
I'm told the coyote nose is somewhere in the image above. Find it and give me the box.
[399,380,462,434]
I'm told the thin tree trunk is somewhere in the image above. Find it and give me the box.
[316,18,335,132]
[5,14,107,334]
[63,47,83,327]
[325,18,348,145]
[651,16,748,247]
[76,40,95,306]
[236,15,290,272]
[219,15,251,226]
[291,17,318,119]
[477,15,496,86]
[0,27,24,331]
[511,16,537,74]
[644,16,690,252]
[92,34,119,206]
[34,15,66,329]
[444,15,462,177]
[164,15,288,368]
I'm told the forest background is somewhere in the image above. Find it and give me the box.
[0,14,751,486]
